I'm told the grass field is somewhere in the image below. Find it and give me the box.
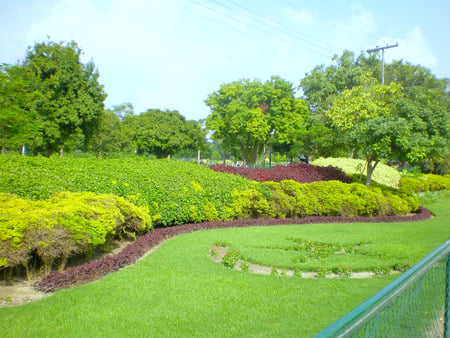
[0,197,448,337]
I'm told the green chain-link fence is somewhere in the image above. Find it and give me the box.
[316,239,450,337]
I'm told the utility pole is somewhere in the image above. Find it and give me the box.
[367,43,399,84]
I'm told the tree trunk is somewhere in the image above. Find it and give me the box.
[197,149,201,165]
[365,160,379,186]
[57,255,67,272]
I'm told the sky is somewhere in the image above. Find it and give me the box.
[1,0,449,121]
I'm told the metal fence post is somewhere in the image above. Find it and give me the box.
[445,250,450,338]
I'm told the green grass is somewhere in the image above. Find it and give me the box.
[0,198,448,337]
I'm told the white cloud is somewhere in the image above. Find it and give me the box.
[378,27,438,69]
[334,5,377,50]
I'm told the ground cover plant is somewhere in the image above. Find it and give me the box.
[312,157,402,188]
[210,162,351,183]
[0,198,448,337]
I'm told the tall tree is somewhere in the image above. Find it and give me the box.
[22,40,106,156]
[328,74,449,184]
[0,64,38,154]
[205,76,308,165]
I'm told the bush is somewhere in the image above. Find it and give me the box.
[0,156,266,226]
[0,192,151,278]
[263,180,419,218]
[399,174,450,192]
[312,157,401,188]
[210,163,350,184]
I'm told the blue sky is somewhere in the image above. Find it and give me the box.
[1,0,449,120]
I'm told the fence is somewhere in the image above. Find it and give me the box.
[316,239,450,337]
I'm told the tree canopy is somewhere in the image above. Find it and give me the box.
[205,76,309,165]
[126,109,206,158]
[21,40,106,156]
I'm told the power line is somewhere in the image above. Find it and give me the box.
[367,43,399,84]
[179,0,336,58]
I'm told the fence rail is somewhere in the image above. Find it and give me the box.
[316,239,450,337]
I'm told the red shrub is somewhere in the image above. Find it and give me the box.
[210,163,351,183]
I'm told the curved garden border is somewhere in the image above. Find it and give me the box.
[35,207,432,292]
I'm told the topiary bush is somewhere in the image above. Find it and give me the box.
[0,192,151,279]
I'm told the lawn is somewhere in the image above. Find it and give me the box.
[0,197,448,337]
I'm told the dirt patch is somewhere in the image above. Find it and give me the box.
[0,240,133,308]
[0,279,48,307]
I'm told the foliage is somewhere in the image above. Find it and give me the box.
[0,64,39,154]
[0,155,265,226]
[221,247,241,268]
[205,76,309,165]
[126,109,206,158]
[21,40,107,155]
[265,180,419,218]
[89,110,132,156]
[400,174,450,192]
[312,157,401,188]
[300,52,449,176]
[0,192,151,278]
[0,156,421,232]
[210,162,350,183]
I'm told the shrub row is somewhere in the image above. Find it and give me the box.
[311,157,402,188]
[0,192,151,278]
[0,156,266,226]
[230,180,419,219]
[35,207,432,292]
[209,163,351,184]
[399,174,450,192]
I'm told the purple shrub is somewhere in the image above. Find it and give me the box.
[210,163,350,183]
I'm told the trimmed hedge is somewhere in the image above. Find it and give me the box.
[0,156,267,226]
[400,174,450,192]
[35,207,432,292]
[0,192,151,278]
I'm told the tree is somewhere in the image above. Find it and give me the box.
[0,64,38,154]
[129,109,205,158]
[328,74,449,184]
[205,76,308,165]
[21,40,106,156]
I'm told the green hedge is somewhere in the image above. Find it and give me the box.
[0,156,419,229]
[0,155,264,226]
[0,192,151,277]
[224,180,419,219]
[399,174,450,192]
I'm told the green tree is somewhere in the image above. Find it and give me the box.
[205,76,308,165]
[22,40,106,156]
[328,74,449,184]
[129,109,205,158]
[89,110,132,157]
[0,64,38,154]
